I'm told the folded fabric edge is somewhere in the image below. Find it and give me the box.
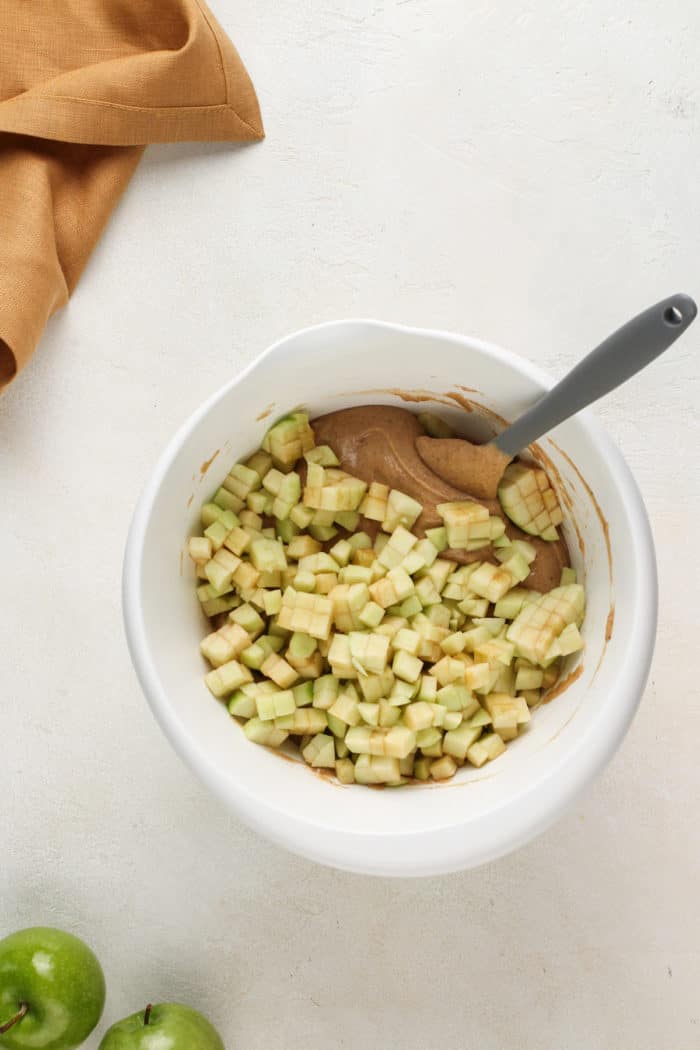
[0,95,264,147]
[0,141,142,392]
[0,341,18,388]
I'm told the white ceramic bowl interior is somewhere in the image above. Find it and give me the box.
[123,320,657,876]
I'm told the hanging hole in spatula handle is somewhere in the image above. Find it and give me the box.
[663,297,695,326]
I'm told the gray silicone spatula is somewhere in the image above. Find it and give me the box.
[416,293,698,499]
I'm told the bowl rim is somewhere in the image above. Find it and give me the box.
[122,318,658,875]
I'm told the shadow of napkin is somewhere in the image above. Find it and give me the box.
[0,0,263,389]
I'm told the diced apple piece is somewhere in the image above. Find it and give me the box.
[414,575,442,607]
[293,570,316,593]
[203,548,241,591]
[461,662,492,692]
[246,491,268,515]
[287,535,322,561]
[493,588,532,620]
[393,628,421,656]
[339,565,374,586]
[440,631,465,655]
[263,412,315,468]
[272,473,302,519]
[483,693,520,739]
[240,508,263,531]
[200,631,239,669]
[425,526,448,551]
[256,689,296,721]
[357,701,380,726]
[205,659,253,698]
[430,755,458,780]
[378,699,401,727]
[377,525,417,569]
[475,637,515,667]
[400,595,423,620]
[305,445,340,466]
[200,622,250,667]
[436,500,501,551]
[250,538,287,574]
[466,732,506,767]
[261,467,286,496]
[422,559,453,593]
[312,674,340,710]
[459,597,490,617]
[329,688,361,726]
[261,653,299,689]
[202,503,236,529]
[240,643,265,670]
[228,690,257,719]
[417,675,438,702]
[359,481,390,522]
[223,462,262,501]
[326,634,354,678]
[555,622,584,656]
[353,754,401,785]
[514,666,543,691]
[221,526,249,558]
[436,684,476,713]
[277,588,333,640]
[358,600,385,629]
[244,449,273,480]
[335,758,355,783]
[416,727,442,749]
[345,725,415,758]
[389,678,418,706]
[498,551,532,584]
[287,632,317,662]
[497,462,564,540]
[348,631,391,675]
[212,488,244,514]
[329,582,370,633]
[329,538,352,567]
[467,562,512,603]
[383,489,422,532]
[243,719,288,748]
[275,708,328,734]
[403,701,436,731]
[442,710,462,730]
[204,512,239,552]
[289,504,315,530]
[392,650,423,683]
[304,469,367,513]
[201,592,240,617]
[430,656,466,686]
[465,706,492,729]
[188,537,212,564]
[443,723,482,760]
[507,584,585,666]
[314,572,338,595]
[357,669,395,702]
[302,733,336,768]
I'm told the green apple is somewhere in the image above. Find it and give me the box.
[0,927,105,1050]
[99,1003,224,1050]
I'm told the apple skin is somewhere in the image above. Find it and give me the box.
[99,1003,225,1050]
[0,927,106,1050]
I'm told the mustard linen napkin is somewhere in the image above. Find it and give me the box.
[0,0,263,388]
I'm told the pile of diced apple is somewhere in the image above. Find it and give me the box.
[189,411,585,786]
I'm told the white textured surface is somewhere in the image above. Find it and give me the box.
[1,2,698,1047]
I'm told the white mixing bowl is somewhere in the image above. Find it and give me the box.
[122,320,657,876]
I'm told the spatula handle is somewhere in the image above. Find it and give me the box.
[493,293,697,458]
